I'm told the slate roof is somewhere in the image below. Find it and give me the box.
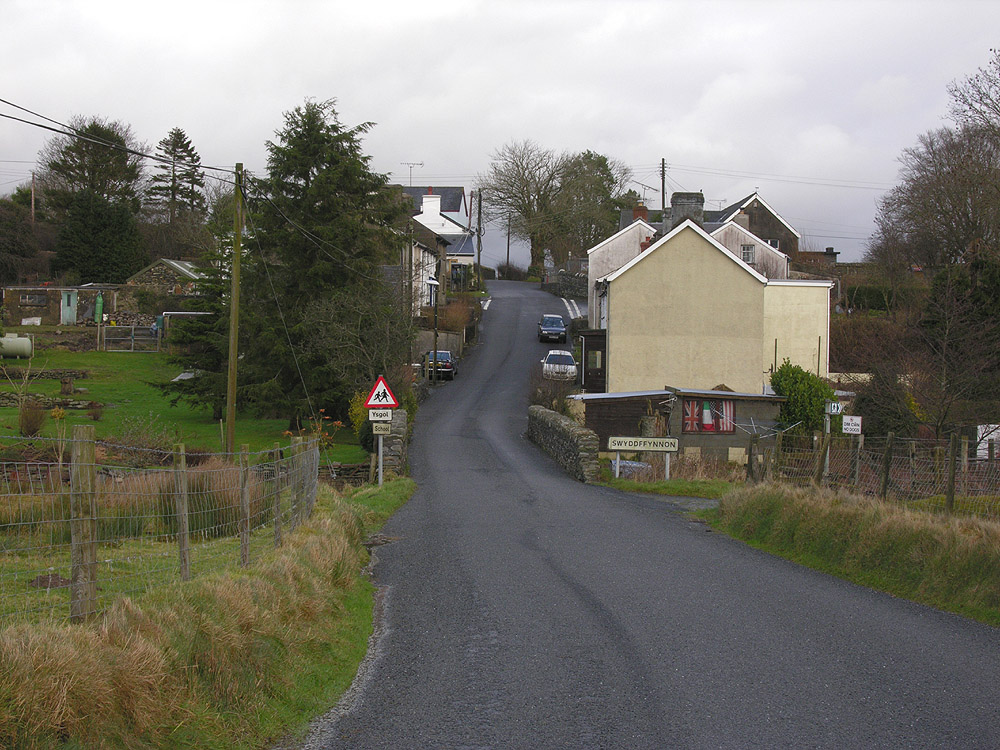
[400,186,467,214]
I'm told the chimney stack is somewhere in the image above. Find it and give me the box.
[633,202,649,223]
[670,192,705,226]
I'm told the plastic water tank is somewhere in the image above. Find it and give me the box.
[0,334,33,358]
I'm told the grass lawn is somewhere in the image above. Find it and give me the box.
[0,344,367,462]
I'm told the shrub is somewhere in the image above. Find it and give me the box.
[100,413,178,466]
[18,398,46,438]
[770,359,834,434]
[528,368,577,416]
[438,298,473,332]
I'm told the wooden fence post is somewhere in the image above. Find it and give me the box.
[772,431,784,480]
[173,444,190,582]
[272,441,282,549]
[289,437,303,530]
[961,435,969,497]
[70,424,98,622]
[306,438,319,515]
[747,434,759,483]
[813,434,830,485]
[880,432,895,501]
[239,444,250,567]
[852,434,864,489]
[946,433,958,516]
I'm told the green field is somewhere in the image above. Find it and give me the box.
[0,342,367,462]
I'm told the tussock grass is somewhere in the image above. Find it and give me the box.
[711,483,1000,626]
[0,479,415,749]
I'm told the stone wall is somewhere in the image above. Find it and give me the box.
[382,408,409,475]
[527,405,600,482]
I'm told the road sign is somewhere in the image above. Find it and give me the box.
[842,415,862,435]
[368,408,392,422]
[372,423,391,436]
[826,400,844,415]
[608,436,679,452]
[365,376,399,409]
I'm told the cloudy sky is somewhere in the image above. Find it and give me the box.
[2,0,997,266]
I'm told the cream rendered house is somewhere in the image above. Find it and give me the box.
[710,221,789,279]
[597,220,832,394]
[586,219,657,328]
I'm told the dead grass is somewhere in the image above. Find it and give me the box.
[713,483,1000,625]
[0,484,373,749]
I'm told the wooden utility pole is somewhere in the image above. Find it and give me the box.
[225,163,244,455]
[506,216,511,274]
[476,189,483,290]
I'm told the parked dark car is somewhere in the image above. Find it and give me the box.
[538,314,567,343]
[423,350,457,380]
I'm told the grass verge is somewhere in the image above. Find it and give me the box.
[0,478,415,749]
[703,482,1000,627]
[602,477,735,499]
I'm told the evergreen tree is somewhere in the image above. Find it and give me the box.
[159,186,237,418]
[38,116,147,216]
[148,127,206,222]
[54,190,146,283]
[0,198,39,283]
[238,99,407,427]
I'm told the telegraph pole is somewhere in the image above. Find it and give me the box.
[225,163,244,455]
[476,189,483,290]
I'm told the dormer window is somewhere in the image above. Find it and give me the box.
[741,244,755,264]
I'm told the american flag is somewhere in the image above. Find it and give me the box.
[716,400,734,432]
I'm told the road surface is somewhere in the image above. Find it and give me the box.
[300,280,1000,749]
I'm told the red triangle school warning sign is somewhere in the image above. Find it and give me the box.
[364,376,399,408]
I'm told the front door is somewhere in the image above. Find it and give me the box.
[579,329,607,393]
[61,291,78,325]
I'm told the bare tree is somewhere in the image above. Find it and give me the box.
[872,125,1000,269]
[949,49,1000,142]
[302,279,416,395]
[477,140,567,270]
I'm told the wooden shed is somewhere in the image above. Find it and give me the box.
[569,386,785,463]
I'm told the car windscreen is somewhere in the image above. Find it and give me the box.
[542,317,564,327]
[546,353,575,365]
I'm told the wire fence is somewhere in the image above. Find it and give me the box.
[748,433,1000,520]
[0,426,319,626]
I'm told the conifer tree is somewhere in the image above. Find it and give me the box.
[148,127,206,222]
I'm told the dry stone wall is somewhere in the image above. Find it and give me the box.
[527,405,600,482]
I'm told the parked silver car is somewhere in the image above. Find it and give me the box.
[541,349,578,381]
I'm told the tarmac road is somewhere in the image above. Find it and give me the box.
[301,280,1000,749]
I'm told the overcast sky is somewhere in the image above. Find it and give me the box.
[2,0,998,266]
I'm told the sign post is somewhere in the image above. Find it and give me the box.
[608,436,679,480]
[365,377,399,486]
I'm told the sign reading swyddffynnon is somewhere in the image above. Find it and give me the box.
[365,376,399,409]
[608,436,679,452]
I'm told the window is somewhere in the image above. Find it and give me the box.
[767,238,780,250]
[682,399,735,434]
[741,244,755,264]
[19,294,47,307]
